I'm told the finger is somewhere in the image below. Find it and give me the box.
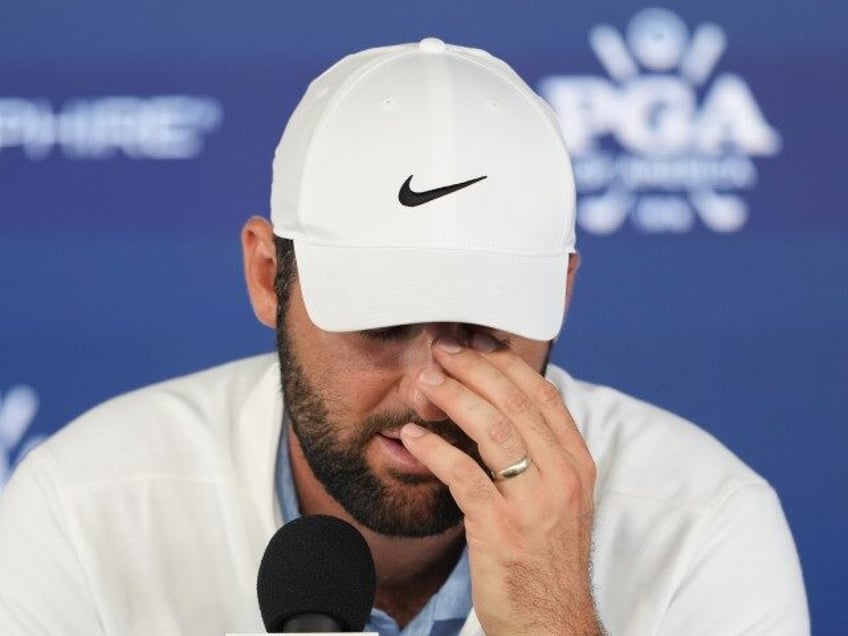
[434,333,595,500]
[472,337,596,492]
[416,367,533,479]
[428,336,562,469]
[399,422,506,521]
[471,333,588,454]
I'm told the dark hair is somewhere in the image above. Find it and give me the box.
[273,236,297,323]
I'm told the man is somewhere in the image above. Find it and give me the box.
[0,39,808,635]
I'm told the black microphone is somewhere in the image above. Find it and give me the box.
[257,515,377,633]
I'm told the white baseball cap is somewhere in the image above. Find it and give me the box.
[270,37,576,341]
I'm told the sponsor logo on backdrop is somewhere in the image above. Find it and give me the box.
[0,385,44,491]
[0,96,222,160]
[538,7,782,234]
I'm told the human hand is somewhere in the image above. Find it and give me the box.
[400,333,603,635]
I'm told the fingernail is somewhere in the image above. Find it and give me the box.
[418,368,445,386]
[471,331,498,353]
[401,423,427,438]
[436,335,462,353]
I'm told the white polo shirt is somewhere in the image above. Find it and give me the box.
[0,354,809,634]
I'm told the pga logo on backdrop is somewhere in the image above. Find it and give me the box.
[539,7,782,235]
[0,385,44,492]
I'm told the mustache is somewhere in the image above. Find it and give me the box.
[355,410,477,455]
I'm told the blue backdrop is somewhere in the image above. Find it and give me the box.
[1,1,845,632]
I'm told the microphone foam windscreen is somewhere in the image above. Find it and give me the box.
[257,514,377,632]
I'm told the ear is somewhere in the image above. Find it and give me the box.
[241,216,278,329]
[564,251,581,312]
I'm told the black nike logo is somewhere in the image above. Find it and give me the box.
[398,174,487,207]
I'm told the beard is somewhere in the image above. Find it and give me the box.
[276,323,479,538]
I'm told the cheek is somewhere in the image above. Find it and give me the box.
[510,340,552,374]
[307,343,403,419]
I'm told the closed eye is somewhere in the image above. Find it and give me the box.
[360,325,419,342]
[360,324,511,347]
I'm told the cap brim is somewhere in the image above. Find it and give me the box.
[293,241,569,341]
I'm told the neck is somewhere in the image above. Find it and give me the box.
[288,431,466,627]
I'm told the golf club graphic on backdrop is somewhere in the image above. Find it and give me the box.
[539,7,782,235]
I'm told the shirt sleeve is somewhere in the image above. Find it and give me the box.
[658,482,810,635]
[0,450,105,635]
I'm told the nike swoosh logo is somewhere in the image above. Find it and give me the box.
[398,174,487,207]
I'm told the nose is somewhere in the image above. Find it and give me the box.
[397,323,468,422]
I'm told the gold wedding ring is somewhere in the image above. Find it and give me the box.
[490,455,532,481]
